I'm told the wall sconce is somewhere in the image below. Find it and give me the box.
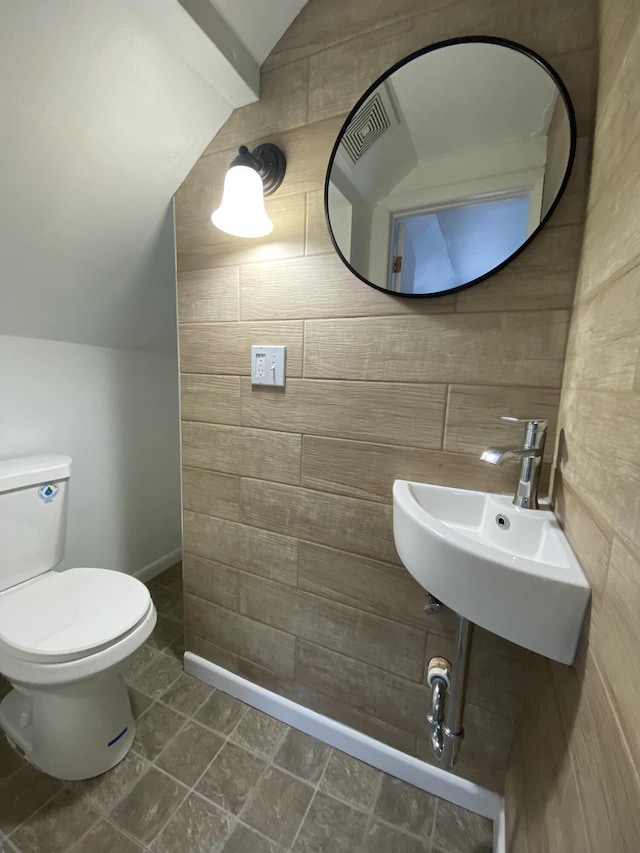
[211,143,286,238]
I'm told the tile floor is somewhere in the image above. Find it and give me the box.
[0,565,493,853]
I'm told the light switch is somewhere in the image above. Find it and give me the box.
[251,345,286,386]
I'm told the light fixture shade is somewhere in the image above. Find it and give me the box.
[211,165,274,238]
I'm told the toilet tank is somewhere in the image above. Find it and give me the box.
[0,455,72,592]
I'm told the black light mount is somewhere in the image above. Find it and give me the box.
[230,143,286,196]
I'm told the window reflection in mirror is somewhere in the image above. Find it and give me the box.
[325,38,575,297]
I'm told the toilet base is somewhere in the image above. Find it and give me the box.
[0,670,136,780]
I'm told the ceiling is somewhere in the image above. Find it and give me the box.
[0,0,307,353]
[393,42,557,162]
[336,41,558,209]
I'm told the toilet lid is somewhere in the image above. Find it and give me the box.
[0,568,152,664]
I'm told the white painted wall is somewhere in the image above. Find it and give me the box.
[209,0,308,63]
[0,1,309,579]
[328,169,374,277]
[0,336,181,578]
[0,1,308,352]
[0,0,271,352]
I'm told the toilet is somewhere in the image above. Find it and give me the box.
[0,455,157,780]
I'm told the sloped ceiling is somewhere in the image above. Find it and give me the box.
[210,0,309,63]
[0,0,307,352]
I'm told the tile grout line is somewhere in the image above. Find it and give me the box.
[178,698,311,851]
[65,813,131,853]
[285,743,335,850]
[428,795,440,853]
[354,768,386,852]
[151,700,391,851]
[238,718,301,851]
[230,712,301,846]
[147,676,445,850]
[129,764,192,850]
[6,781,75,847]
[141,692,254,849]
[148,594,490,850]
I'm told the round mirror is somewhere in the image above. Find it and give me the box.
[324,36,576,297]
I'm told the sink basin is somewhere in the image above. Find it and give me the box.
[393,481,590,664]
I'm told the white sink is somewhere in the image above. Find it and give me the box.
[393,481,590,664]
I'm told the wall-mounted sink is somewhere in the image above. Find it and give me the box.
[393,481,590,664]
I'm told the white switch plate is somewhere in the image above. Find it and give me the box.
[251,345,286,386]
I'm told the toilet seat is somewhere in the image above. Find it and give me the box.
[0,567,152,664]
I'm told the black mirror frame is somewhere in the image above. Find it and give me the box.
[323,34,577,298]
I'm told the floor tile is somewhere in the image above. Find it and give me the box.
[127,653,183,700]
[274,728,331,783]
[72,820,144,852]
[125,645,159,684]
[132,703,186,761]
[148,584,183,624]
[70,752,149,814]
[161,672,212,716]
[432,799,493,853]
[0,764,62,834]
[110,767,187,845]
[154,564,183,588]
[1,835,20,853]
[164,594,184,624]
[362,819,428,852]
[11,789,99,853]
[128,688,153,720]
[292,791,367,853]
[196,742,266,815]
[241,766,314,847]
[230,707,289,759]
[320,751,382,811]
[145,616,183,654]
[166,633,185,662]
[221,823,285,853]
[194,690,247,735]
[374,776,437,837]
[153,792,232,853]
[149,585,181,616]
[0,734,27,781]
[0,677,496,853]
[155,721,224,786]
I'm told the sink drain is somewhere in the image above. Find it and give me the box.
[495,513,510,530]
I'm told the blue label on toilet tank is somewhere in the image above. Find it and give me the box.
[38,482,59,503]
[108,726,128,747]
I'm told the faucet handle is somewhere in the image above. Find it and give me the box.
[500,416,548,451]
[500,416,548,428]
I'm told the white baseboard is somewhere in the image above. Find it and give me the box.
[184,652,504,836]
[133,547,182,583]
[494,803,506,853]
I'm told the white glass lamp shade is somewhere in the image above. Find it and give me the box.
[211,165,274,238]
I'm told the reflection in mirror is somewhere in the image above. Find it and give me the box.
[325,37,575,297]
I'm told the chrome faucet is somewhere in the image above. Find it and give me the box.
[481,416,548,509]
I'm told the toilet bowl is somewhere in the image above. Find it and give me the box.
[0,455,158,780]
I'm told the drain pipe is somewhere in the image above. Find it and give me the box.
[425,607,474,769]
[425,657,449,759]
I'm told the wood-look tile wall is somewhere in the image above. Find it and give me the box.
[174,0,597,793]
[505,0,640,848]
